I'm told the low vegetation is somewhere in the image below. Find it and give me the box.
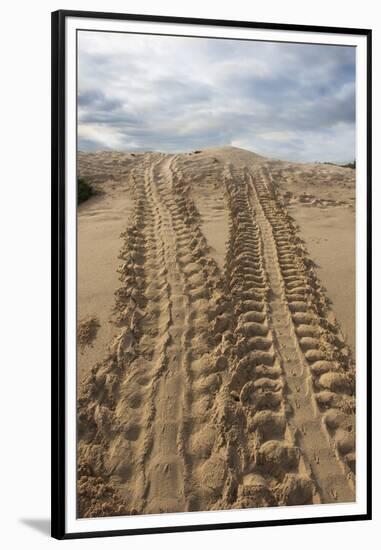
[78,177,94,204]
[342,161,356,169]
[320,160,356,169]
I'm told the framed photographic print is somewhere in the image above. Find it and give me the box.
[51,9,372,540]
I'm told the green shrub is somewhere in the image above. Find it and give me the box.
[320,160,356,169]
[78,177,93,204]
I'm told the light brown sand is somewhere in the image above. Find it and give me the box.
[77,147,356,518]
[288,207,355,350]
[77,154,137,380]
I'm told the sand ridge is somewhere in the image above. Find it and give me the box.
[77,147,355,517]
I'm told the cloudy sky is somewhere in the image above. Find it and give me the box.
[78,31,355,162]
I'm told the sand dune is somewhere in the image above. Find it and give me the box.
[77,147,355,517]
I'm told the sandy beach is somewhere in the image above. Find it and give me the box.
[77,146,356,517]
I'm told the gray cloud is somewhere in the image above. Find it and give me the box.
[78,32,355,162]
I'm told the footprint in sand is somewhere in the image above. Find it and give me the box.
[77,315,100,351]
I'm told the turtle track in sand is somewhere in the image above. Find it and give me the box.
[247,167,355,501]
[77,150,355,517]
[211,164,317,509]
[77,154,230,515]
[135,153,226,514]
[210,163,355,508]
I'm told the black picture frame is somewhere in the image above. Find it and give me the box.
[51,9,372,540]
